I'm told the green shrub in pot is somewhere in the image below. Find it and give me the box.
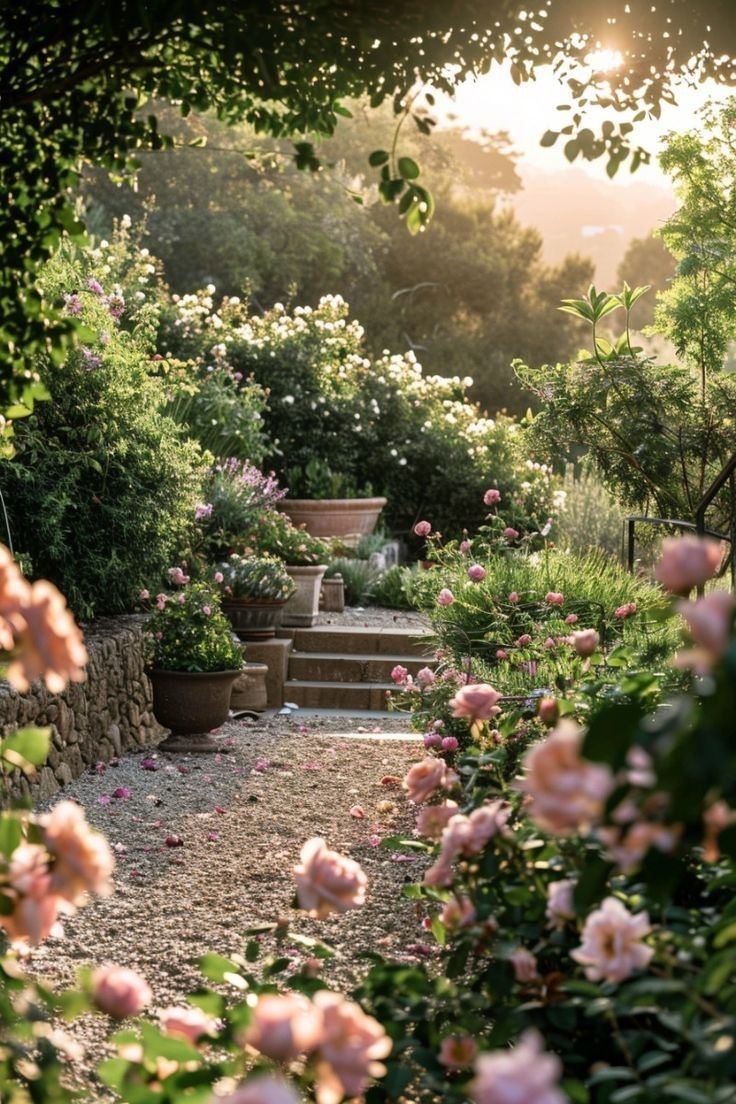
[213,554,296,601]
[143,582,241,673]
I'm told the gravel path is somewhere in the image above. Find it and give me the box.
[29,711,425,1092]
[315,605,429,629]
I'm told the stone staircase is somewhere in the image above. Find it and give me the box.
[281,625,436,711]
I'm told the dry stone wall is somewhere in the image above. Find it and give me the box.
[0,616,163,803]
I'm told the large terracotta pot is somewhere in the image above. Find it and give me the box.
[147,668,240,753]
[282,564,327,627]
[278,497,387,545]
[221,597,288,640]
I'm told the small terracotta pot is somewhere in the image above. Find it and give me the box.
[278,497,387,545]
[221,597,288,640]
[147,668,240,753]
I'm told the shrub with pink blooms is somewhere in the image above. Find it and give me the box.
[142,580,242,672]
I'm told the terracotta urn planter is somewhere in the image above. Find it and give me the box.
[282,564,327,627]
[221,597,287,640]
[278,497,387,545]
[147,668,240,753]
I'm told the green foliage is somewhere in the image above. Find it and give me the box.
[163,360,268,464]
[196,461,286,560]
[554,464,624,559]
[213,554,295,601]
[617,232,677,329]
[144,582,241,672]
[324,559,378,607]
[250,513,330,567]
[0,246,205,619]
[371,565,421,611]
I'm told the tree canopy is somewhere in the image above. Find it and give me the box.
[4,0,736,406]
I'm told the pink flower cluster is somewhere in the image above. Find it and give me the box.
[424,801,511,886]
[450,683,502,723]
[294,838,367,918]
[243,990,391,1104]
[403,758,459,804]
[0,545,88,694]
[1,801,114,946]
[520,719,613,835]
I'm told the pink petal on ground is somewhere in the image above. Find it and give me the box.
[214,806,226,815]
[177,766,190,775]
[97,794,112,805]
[391,854,418,863]
[165,835,184,848]
[112,787,132,800]
[379,775,401,787]
[369,835,381,846]
[254,758,269,772]
[350,805,367,819]
[140,758,158,771]
[207,832,220,842]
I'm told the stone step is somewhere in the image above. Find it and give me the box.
[288,651,434,683]
[288,625,434,658]
[284,679,396,711]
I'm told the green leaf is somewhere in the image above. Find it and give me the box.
[398,156,420,179]
[540,130,559,148]
[0,727,51,774]
[199,952,242,983]
[368,149,390,167]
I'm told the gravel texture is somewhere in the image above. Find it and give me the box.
[315,605,430,629]
[28,710,425,1094]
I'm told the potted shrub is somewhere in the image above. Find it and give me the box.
[253,512,329,627]
[143,582,242,753]
[278,459,387,545]
[214,554,295,640]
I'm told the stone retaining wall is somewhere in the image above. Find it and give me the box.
[0,615,163,803]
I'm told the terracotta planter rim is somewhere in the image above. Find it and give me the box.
[285,563,328,573]
[280,496,387,509]
[146,667,242,678]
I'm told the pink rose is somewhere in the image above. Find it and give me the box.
[570,628,599,657]
[515,633,532,647]
[414,520,432,537]
[571,896,653,983]
[442,735,459,752]
[655,535,722,594]
[564,613,578,624]
[471,1030,565,1104]
[484,488,501,506]
[92,965,152,1018]
[439,1034,477,1068]
[155,593,167,610]
[244,994,324,1060]
[437,588,455,606]
[216,1078,301,1104]
[423,731,442,748]
[508,592,519,604]
[312,991,392,1104]
[510,947,538,983]
[538,697,558,725]
[0,844,61,946]
[138,589,150,601]
[503,527,519,540]
[546,878,576,928]
[467,564,486,583]
[675,591,736,673]
[159,1005,217,1044]
[294,838,367,918]
[450,683,502,722]
[600,819,681,874]
[43,801,114,904]
[459,540,472,555]
[440,896,476,931]
[614,602,637,619]
[415,801,459,840]
[167,566,190,586]
[495,649,508,660]
[416,666,436,687]
[403,758,457,804]
[520,719,613,835]
[545,591,564,605]
[390,664,409,685]
[543,637,556,649]
[214,571,224,584]
[424,801,511,886]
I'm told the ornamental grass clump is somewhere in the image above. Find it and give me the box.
[213,554,295,601]
[143,582,241,672]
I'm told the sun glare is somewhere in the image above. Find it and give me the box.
[585,47,624,72]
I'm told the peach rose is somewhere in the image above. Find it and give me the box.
[415,801,459,841]
[675,591,736,673]
[424,802,510,886]
[655,535,722,594]
[93,965,152,1018]
[519,720,613,835]
[439,1034,477,1068]
[571,896,653,983]
[0,544,30,651]
[214,1079,301,1104]
[294,838,367,918]
[244,994,324,1061]
[1,843,62,945]
[312,991,392,1104]
[9,580,88,694]
[703,800,736,862]
[159,1005,217,1044]
[441,895,476,930]
[450,683,502,723]
[570,628,599,657]
[43,800,114,904]
[403,758,457,804]
[471,1030,565,1104]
